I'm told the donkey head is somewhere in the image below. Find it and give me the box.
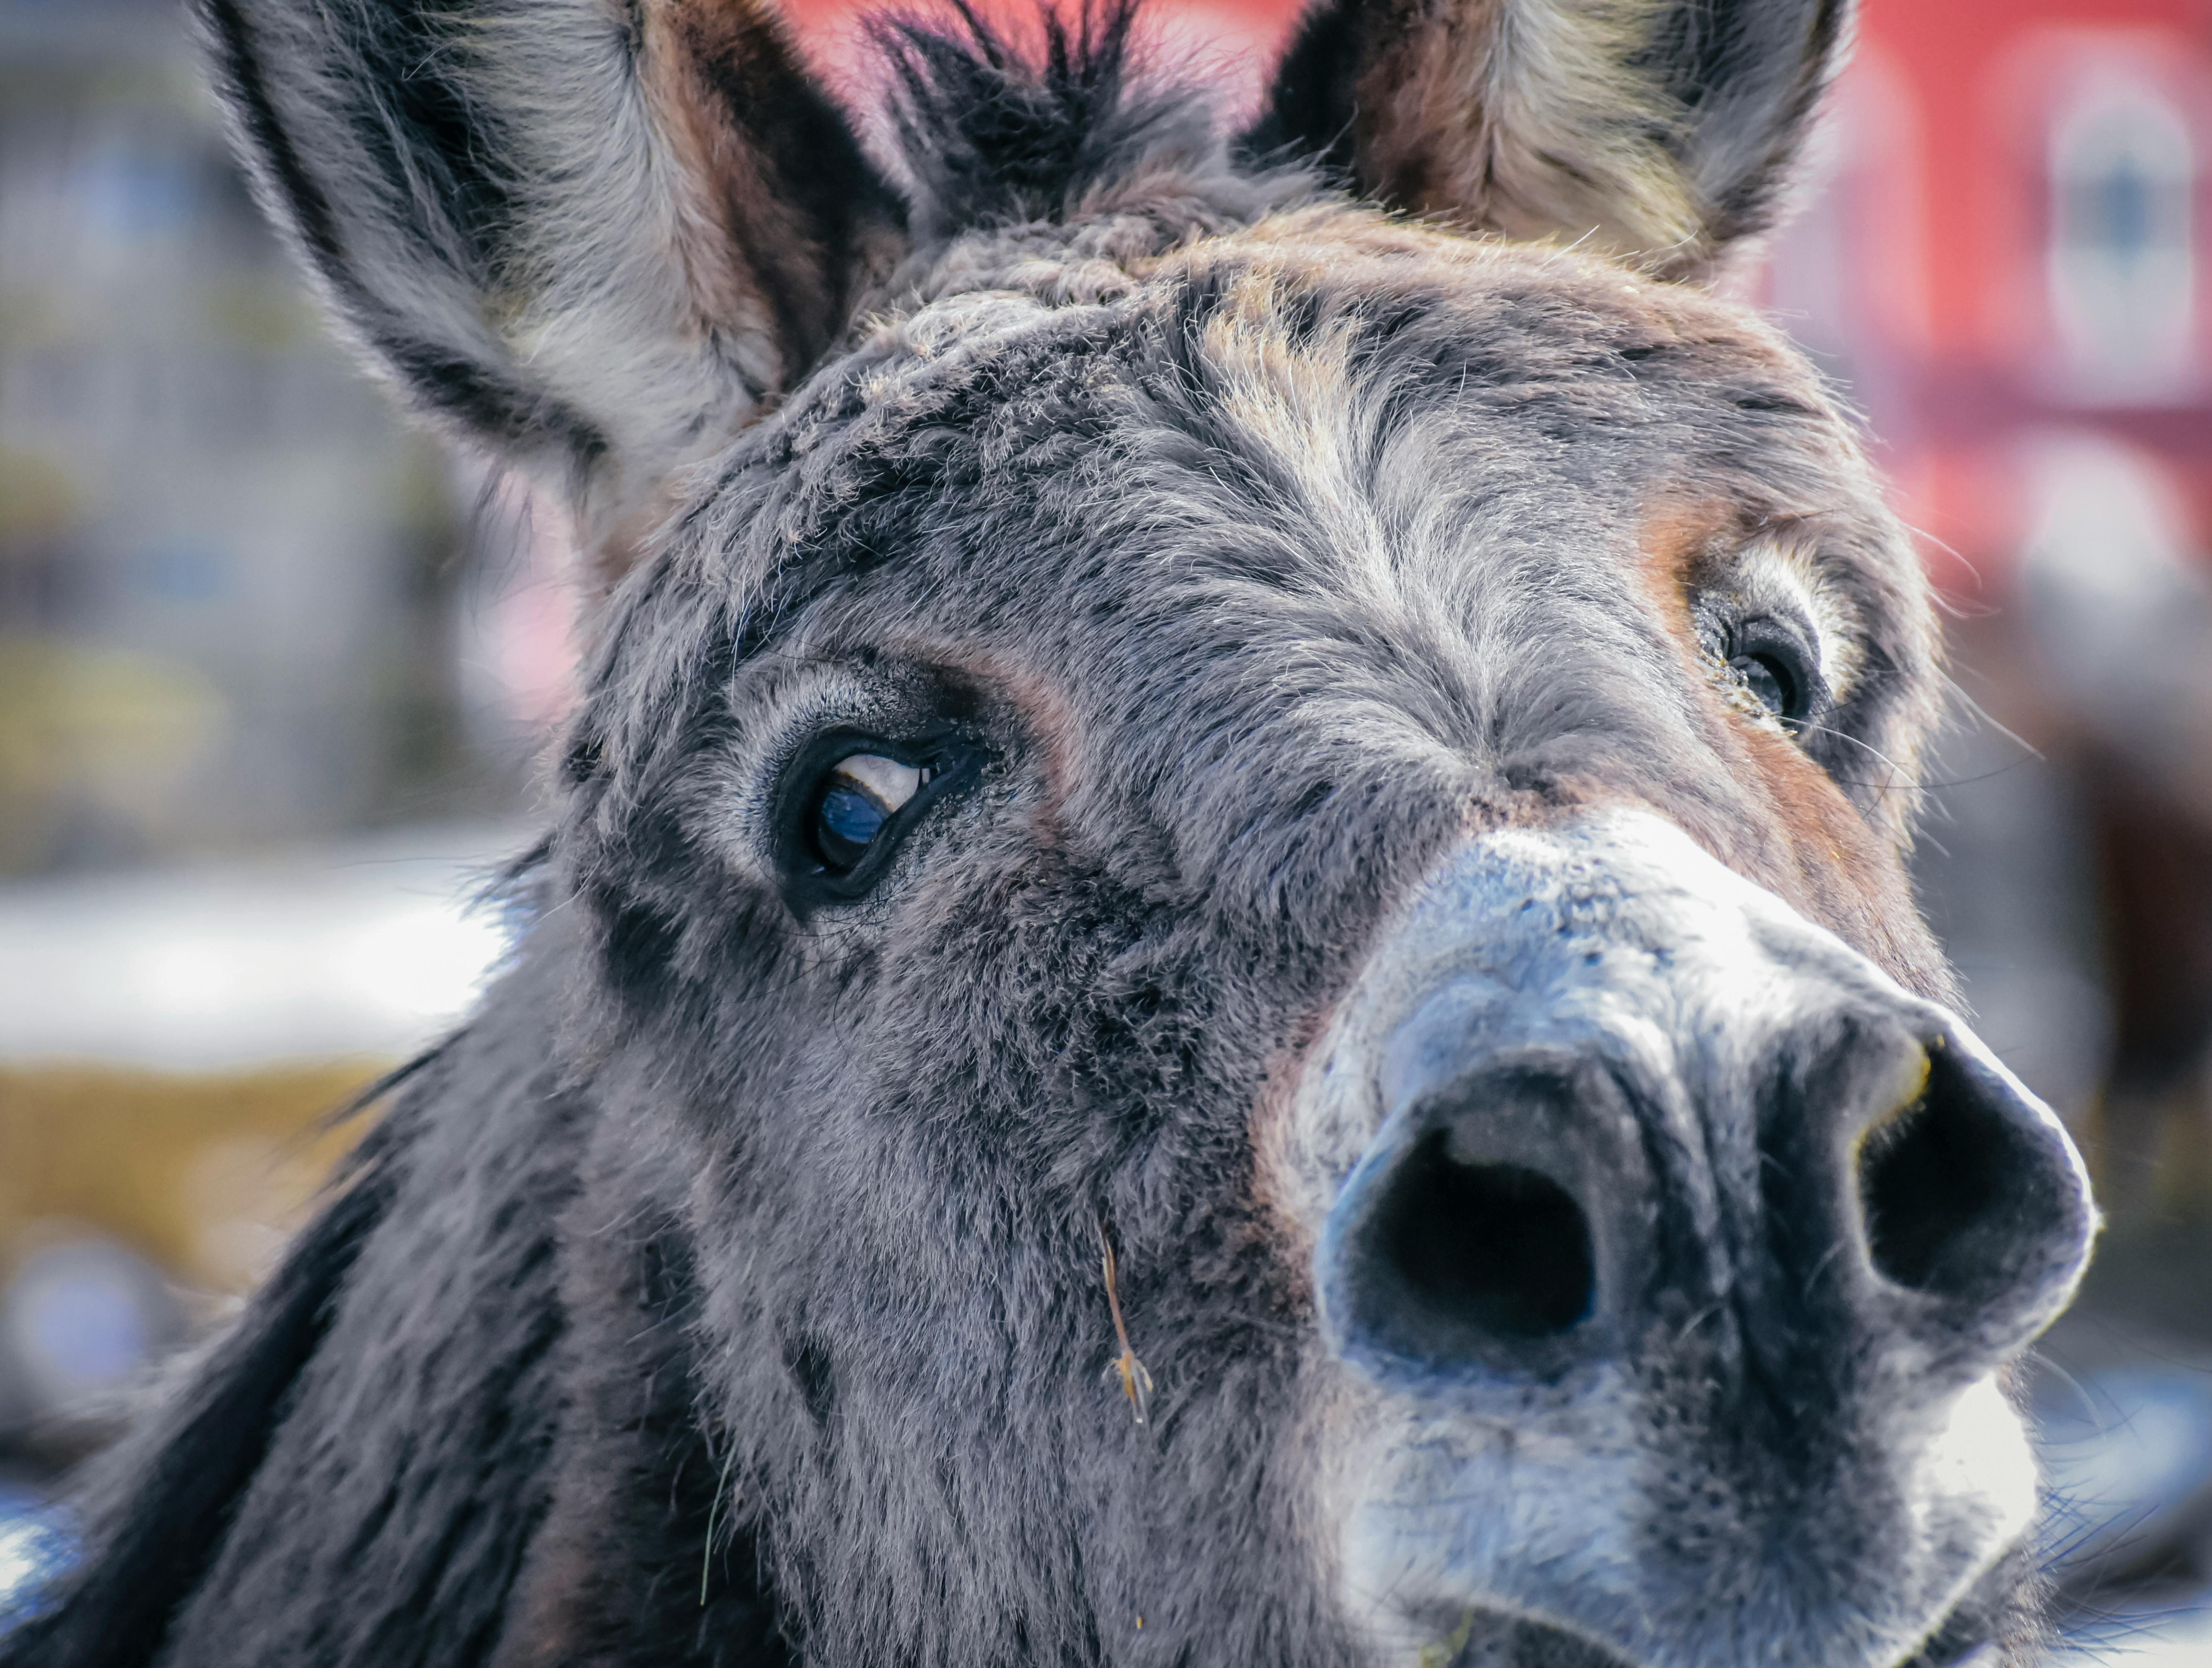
[205,2,2094,1665]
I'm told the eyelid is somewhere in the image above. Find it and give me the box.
[1734,609,1818,661]
[1727,614,1824,726]
[1720,535,1863,700]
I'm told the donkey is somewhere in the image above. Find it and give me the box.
[7,1,2097,1665]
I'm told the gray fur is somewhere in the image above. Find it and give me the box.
[6,5,2097,1668]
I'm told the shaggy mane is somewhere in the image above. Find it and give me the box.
[871,0,1224,239]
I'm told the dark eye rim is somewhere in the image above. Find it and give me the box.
[774,724,981,907]
[1724,613,1824,731]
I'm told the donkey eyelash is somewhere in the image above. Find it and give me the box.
[1691,601,1829,736]
[1685,530,1867,744]
[1717,614,1824,732]
[1727,534,1865,701]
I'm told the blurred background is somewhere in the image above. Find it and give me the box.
[2,0,2210,1656]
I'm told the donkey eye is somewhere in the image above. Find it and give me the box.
[1722,616,1821,731]
[776,728,979,907]
[810,754,928,872]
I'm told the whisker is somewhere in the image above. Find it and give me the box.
[1938,669,2043,763]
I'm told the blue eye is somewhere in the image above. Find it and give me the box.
[808,753,926,872]
[816,784,889,865]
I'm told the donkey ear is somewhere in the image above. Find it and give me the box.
[1244,0,1852,279]
[197,0,908,583]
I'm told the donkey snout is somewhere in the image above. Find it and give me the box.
[1321,998,2093,1391]
[1305,807,2095,1398]
[1301,811,2096,1668]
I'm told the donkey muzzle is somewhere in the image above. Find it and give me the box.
[1294,810,2095,1668]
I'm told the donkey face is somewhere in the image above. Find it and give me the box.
[202,3,2095,1666]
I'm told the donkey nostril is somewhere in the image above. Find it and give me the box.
[1366,1130,1595,1344]
[1857,1045,2056,1300]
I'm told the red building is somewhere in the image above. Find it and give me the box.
[1771,0,2212,598]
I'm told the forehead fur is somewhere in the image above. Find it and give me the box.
[652,200,1909,620]
[587,5,1929,747]
[575,192,1940,990]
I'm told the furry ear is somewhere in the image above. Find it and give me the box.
[1243,0,1852,280]
[196,0,909,584]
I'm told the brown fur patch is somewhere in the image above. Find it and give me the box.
[1623,499,1950,997]
[1632,495,1743,622]
[1733,721,1948,997]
